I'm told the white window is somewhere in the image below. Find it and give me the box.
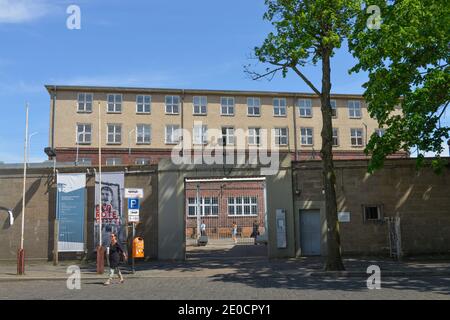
[78,158,91,165]
[107,124,122,144]
[348,100,362,118]
[187,197,219,217]
[332,128,339,146]
[136,124,151,144]
[193,96,207,115]
[273,98,286,116]
[248,127,260,146]
[221,127,235,146]
[165,96,180,114]
[136,95,151,113]
[106,158,121,166]
[165,125,180,144]
[228,197,258,216]
[274,128,288,146]
[220,97,235,115]
[330,100,337,117]
[107,94,122,113]
[135,158,151,165]
[193,125,208,145]
[76,123,92,144]
[300,127,313,145]
[375,129,385,137]
[77,93,93,112]
[298,99,312,117]
[247,97,261,116]
[350,128,364,146]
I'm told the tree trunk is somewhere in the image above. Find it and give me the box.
[321,49,345,271]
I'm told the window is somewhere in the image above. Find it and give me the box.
[107,124,122,144]
[248,127,260,146]
[187,197,219,217]
[136,124,151,144]
[247,97,261,116]
[298,99,312,117]
[228,197,258,216]
[76,123,91,144]
[300,127,313,145]
[135,158,151,165]
[221,127,235,146]
[348,100,362,118]
[330,100,337,117]
[221,97,234,115]
[350,128,363,146]
[193,125,208,145]
[363,205,383,222]
[332,128,339,147]
[107,94,122,113]
[106,158,121,166]
[78,158,91,166]
[136,95,151,113]
[274,128,288,146]
[77,93,93,112]
[273,98,287,116]
[193,96,207,115]
[165,96,180,114]
[375,129,385,137]
[165,125,180,144]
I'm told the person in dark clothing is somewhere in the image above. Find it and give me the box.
[251,220,260,244]
[104,233,127,285]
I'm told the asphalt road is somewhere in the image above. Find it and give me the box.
[1,274,449,300]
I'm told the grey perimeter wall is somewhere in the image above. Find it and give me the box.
[0,166,158,261]
[0,158,449,261]
[293,159,450,256]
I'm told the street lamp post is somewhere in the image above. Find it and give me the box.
[27,132,38,167]
[97,101,104,274]
[18,103,29,275]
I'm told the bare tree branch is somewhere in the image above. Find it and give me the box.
[244,65,284,81]
[291,65,321,95]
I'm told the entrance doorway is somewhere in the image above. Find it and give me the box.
[299,209,321,256]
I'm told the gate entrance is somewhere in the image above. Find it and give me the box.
[184,177,268,256]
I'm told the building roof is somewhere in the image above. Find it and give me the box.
[45,84,364,99]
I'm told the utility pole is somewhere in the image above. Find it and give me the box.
[18,103,29,275]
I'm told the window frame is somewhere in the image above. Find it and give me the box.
[298,99,313,118]
[248,127,261,146]
[273,98,287,117]
[106,123,122,144]
[136,95,151,114]
[227,196,258,216]
[221,126,235,146]
[300,127,314,146]
[136,124,152,144]
[76,123,92,145]
[362,204,384,222]
[350,128,364,147]
[330,99,337,118]
[247,97,261,117]
[332,128,339,147]
[274,127,288,146]
[165,124,180,144]
[193,96,207,115]
[77,93,93,113]
[106,94,122,113]
[348,100,362,119]
[165,95,180,115]
[193,124,208,145]
[106,158,122,166]
[220,97,235,116]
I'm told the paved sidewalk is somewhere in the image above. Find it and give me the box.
[1,256,450,282]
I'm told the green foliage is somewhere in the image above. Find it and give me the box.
[349,0,450,173]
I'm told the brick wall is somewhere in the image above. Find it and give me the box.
[293,159,450,256]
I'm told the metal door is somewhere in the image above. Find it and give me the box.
[300,210,321,255]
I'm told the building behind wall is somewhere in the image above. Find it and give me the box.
[45,85,407,166]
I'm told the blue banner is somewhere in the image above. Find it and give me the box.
[57,173,86,252]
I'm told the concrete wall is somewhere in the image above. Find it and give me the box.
[293,159,450,256]
[0,166,158,261]
[157,154,295,260]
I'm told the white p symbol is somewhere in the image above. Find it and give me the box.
[66,5,81,30]
[66,265,81,290]
[366,265,381,290]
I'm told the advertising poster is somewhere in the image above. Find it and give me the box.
[56,173,86,252]
[94,172,125,247]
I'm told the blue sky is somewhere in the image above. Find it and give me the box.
[0,0,448,163]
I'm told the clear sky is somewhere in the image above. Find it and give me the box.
[0,0,448,163]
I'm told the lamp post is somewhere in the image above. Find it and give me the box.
[18,103,29,275]
[27,132,38,167]
[97,101,104,274]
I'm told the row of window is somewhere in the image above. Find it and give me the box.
[77,93,363,118]
[77,123,385,146]
[74,158,151,166]
[187,197,258,216]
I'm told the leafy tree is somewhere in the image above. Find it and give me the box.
[349,0,450,173]
[247,0,362,271]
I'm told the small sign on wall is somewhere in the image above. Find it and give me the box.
[338,212,351,223]
[276,209,287,248]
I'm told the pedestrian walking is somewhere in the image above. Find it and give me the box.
[104,233,127,286]
[231,221,238,244]
[200,221,206,236]
[251,220,260,244]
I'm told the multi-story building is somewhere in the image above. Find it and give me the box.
[46,85,406,165]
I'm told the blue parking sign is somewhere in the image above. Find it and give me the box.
[128,198,140,210]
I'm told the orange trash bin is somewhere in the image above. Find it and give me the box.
[132,237,144,258]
